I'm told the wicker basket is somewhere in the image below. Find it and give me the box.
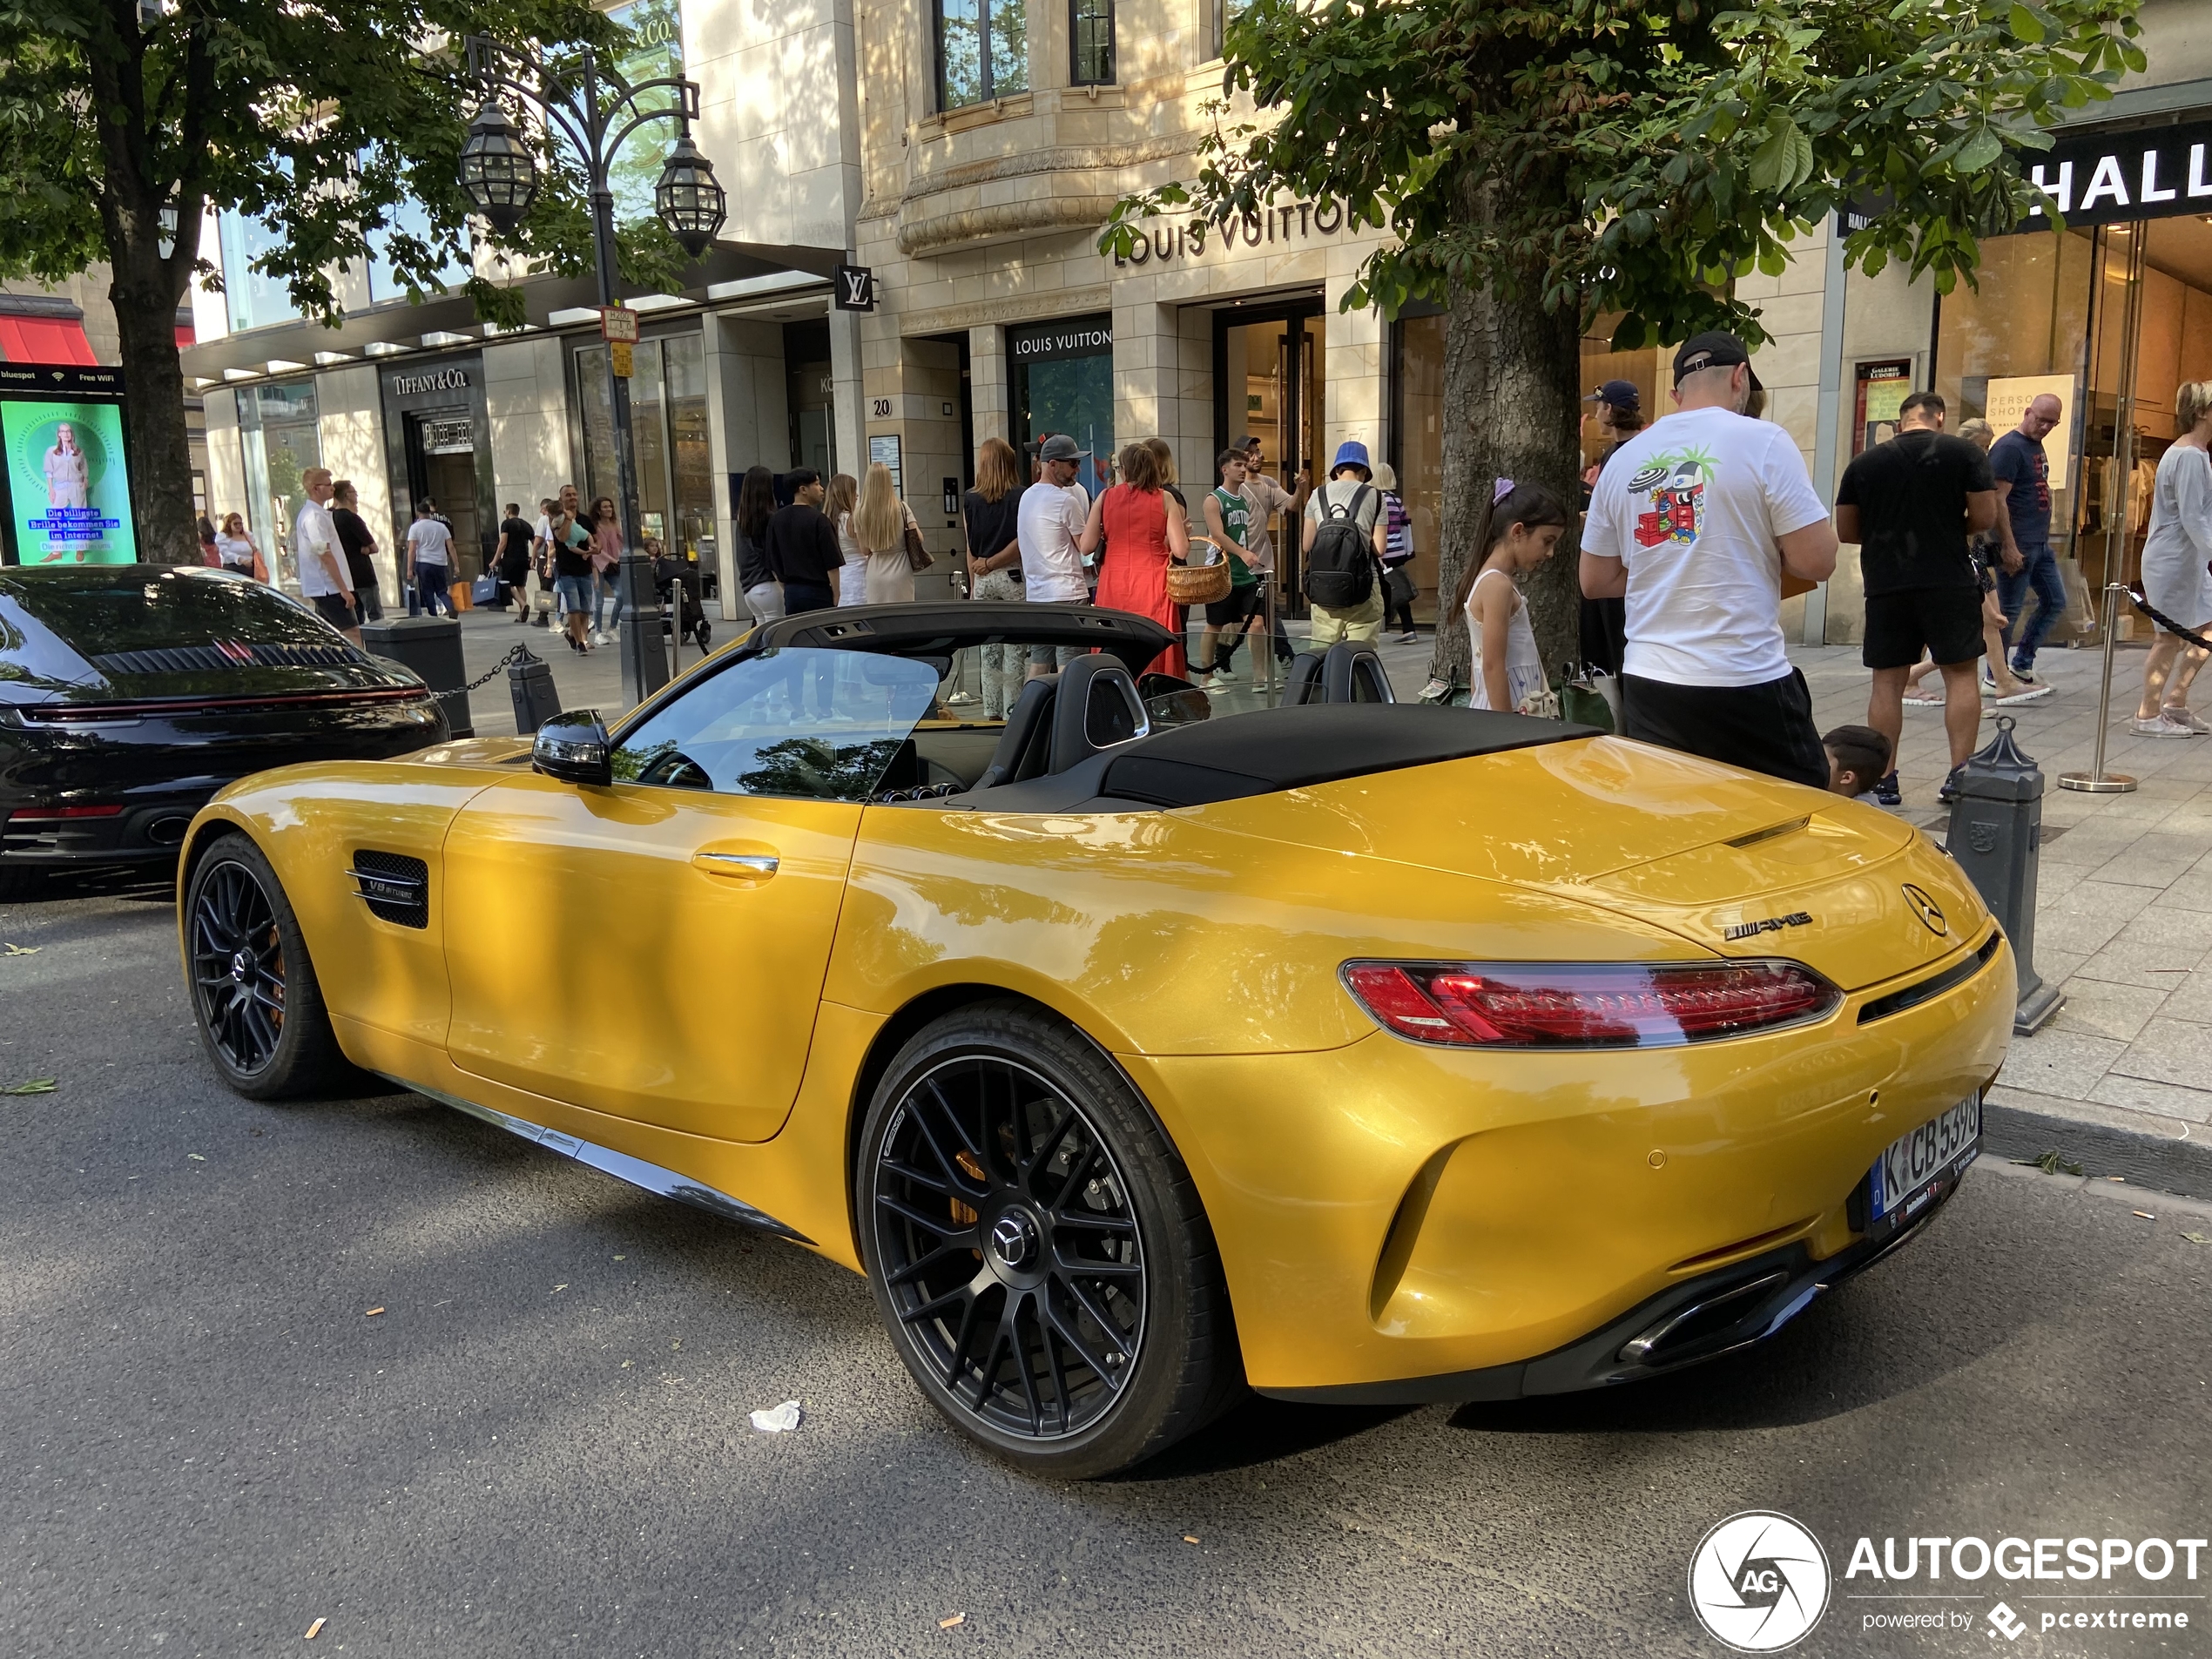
[1166,543,1232,606]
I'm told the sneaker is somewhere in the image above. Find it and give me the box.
[2131,713,2195,738]
[1396,631,1420,644]
[1994,683,2054,705]
[1938,766,1965,805]
[1873,770,1902,806]
[2009,660,2040,684]
[1979,664,1998,693]
[2162,707,2211,734]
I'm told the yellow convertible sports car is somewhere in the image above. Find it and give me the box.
[179,602,2011,1476]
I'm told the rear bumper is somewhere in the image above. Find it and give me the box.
[1256,1148,1971,1404]
[3,793,206,865]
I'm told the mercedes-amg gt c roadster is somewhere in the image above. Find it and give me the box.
[178,603,2009,1475]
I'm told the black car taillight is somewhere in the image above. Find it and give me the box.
[1341,960,1840,1049]
[7,804,124,822]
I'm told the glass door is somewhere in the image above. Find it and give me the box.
[1217,302,1325,617]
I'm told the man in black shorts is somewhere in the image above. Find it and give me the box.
[1836,390,1998,805]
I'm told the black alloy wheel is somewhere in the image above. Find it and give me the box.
[184,834,349,1100]
[191,856,287,1074]
[860,1001,1241,1477]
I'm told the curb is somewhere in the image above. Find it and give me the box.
[1983,1100,2212,1204]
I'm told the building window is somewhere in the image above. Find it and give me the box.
[233,381,320,589]
[1070,0,1113,84]
[938,0,1027,111]
[1212,0,1251,61]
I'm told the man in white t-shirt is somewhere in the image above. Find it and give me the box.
[1017,432,1092,675]
[293,467,361,645]
[1582,333,1839,789]
[405,498,455,616]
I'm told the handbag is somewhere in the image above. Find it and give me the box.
[471,573,500,604]
[903,518,934,572]
[1166,540,1232,606]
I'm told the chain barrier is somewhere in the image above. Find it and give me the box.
[2124,583,2212,654]
[431,641,542,704]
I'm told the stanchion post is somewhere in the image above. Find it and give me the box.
[2058,582,2138,795]
[1952,715,2066,1034]
[508,645,561,735]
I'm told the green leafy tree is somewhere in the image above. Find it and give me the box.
[0,0,689,564]
[1106,0,2141,686]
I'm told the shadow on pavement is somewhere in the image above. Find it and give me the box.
[2,860,177,909]
[1121,1395,1416,1480]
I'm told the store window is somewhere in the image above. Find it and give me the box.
[576,334,718,586]
[1070,0,1113,84]
[938,0,1027,110]
[1009,314,1112,500]
[233,381,320,588]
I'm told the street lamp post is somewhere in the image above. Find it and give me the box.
[458,36,727,708]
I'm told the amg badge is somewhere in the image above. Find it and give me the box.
[1724,911,1813,942]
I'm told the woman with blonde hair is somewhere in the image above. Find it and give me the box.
[821,472,866,607]
[1081,441,1189,676]
[2134,379,2212,736]
[852,462,923,604]
[964,436,1028,716]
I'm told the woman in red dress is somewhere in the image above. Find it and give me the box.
[1081,441,1190,678]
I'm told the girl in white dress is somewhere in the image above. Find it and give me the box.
[1454,479,1568,713]
[2134,379,2212,737]
[825,473,868,607]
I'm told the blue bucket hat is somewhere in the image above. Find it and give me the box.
[1330,440,1372,476]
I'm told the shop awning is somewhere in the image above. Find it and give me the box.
[0,294,98,365]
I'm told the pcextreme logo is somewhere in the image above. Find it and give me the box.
[1689,1512,1831,1651]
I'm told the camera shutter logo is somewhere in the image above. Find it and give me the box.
[1688,1512,1831,1652]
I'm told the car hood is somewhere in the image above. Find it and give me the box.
[1178,736,1988,991]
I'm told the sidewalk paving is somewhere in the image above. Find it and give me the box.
[448,608,2212,1192]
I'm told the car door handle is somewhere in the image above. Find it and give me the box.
[691,852,779,879]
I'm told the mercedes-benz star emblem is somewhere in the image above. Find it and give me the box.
[231,951,251,982]
[1901,884,1946,936]
[990,1213,1033,1269]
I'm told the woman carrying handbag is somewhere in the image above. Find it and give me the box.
[852,462,927,604]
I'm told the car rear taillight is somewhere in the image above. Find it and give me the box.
[7,805,125,822]
[1341,960,1839,1049]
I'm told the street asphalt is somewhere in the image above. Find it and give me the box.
[3,877,2210,1659]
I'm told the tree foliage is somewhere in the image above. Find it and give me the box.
[1103,0,2143,679]
[0,0,682,561]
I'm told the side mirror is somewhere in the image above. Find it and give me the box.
[531,711,613,786]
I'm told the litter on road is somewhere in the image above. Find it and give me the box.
[749,1399,803,1433]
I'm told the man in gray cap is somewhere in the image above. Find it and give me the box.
[1581,331,1839,788]
[1017,432,1093,674]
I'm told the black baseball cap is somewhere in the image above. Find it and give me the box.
[1673,331,1763,391]
[1584,379,1640,412]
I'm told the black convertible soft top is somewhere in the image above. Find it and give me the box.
[1100,703,1598,807]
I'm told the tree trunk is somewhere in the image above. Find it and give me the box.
[109,243,199,566]
[1426,184,1586,693]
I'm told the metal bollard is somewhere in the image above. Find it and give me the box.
[2057,581,2139,794]
[508,647,561,736]
[1948,714,2065,1035]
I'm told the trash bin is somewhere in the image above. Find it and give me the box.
[363,615,472,738]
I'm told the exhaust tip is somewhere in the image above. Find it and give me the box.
[146,815,191,846]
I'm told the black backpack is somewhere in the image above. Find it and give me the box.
[1303,483,1375,609]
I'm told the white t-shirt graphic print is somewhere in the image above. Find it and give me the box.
[1583,407,1829,687]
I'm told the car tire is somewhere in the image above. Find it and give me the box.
[184,833,351,1100]
[858,999,1243,1478]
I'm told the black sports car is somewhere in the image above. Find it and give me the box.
[1,565,448,898]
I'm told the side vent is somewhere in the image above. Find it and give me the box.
[351,850,428,928]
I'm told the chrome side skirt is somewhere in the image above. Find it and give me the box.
[383,1073,813,1244]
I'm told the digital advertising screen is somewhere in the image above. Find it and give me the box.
[0,363,135,566]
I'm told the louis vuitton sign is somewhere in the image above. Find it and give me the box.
[1112,199,1363,267]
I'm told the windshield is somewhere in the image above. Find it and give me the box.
[611,647,948,800]
[3,566,345,653]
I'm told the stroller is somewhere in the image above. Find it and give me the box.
[653,549,712,651]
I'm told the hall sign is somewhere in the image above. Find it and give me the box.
[2020,119,2212,229]
[1112,199,1362,266]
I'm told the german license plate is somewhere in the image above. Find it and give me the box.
[1868,1095,1980,1237]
